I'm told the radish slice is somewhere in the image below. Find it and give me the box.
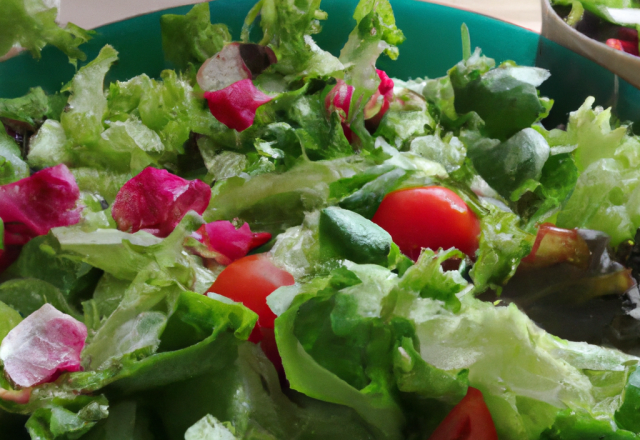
[197,43,277,92]
[112,167,211,238]
[0,304,87,388]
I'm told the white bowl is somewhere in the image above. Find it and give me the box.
[541,0,640,89]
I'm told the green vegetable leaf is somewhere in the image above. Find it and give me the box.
[340,0,405,125]
[276,265,409,440]
[160,2,231,71]
[61,45,119,148]
[394,337,468,403]
[27,119,72,169]
[0,0,92,61]
[185,414,238,440]
[205,158,362,235]
[25,396,109,440]
[397,248,469,312]
[616,366,640,434]
[470,208,535,292]
[542,408,639,440]
[465,127,550,200]
[0,300,22,344]
[245,0,343,78]
[0,278,81,319]
[451,58,551,141]
[0,87,56,128]
[338,167,411,219]
[4,234,102,307]
[404,296,636,439]
[0,125,29,185]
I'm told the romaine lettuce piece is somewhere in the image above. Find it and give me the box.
[25,395,108,440]
[0,0,92,61]
[27,119,71,169]
[243,0,343,78]
[403,295,637,439]
[61,45,119,148]
[52,211,208,290]
[205,158,362,235]
[0,87,54,127]
[340,0,405,137]
[470,207,535,292]
[0,278,81,319]
[3,234,102,305]
[185,414,237,440]
[0,300,21,344]
[537,98,640,246]
[0,126,28,185]
[160,2,231,71]
[275,266,407,440]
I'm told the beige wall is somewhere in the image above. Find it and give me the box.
[59,0,541,32]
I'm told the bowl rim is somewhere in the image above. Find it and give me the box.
[541,0,640,89]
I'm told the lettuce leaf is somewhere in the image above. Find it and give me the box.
[205,158,362,235]
[61,45,119,148]
[470,207,535,292]
[402,295,637,439]
[160,2,231,71]
[0,125,28,185]
[0,0,92,61]
[450,52,550,141]
[244,0,343,78]
[541,98,640,246]
[275,266,408,440]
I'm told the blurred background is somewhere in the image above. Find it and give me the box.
[59,0,542,33]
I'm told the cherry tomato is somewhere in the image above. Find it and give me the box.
[207,254,294,366]
[371,186,481,261]
[428,387,498,440]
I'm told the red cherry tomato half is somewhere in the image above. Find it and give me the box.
[371,186,481,261]
[207,254,294,366]
[208,254,294,330]
[428,387,498,440]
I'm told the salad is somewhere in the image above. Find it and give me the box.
[3,0,640,439]
[551,0,640,56]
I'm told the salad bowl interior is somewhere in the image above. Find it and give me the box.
[4,0,640,439]
[2,0,640,128]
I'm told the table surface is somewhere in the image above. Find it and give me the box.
[59,0,542,33]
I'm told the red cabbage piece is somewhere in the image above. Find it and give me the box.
[193,221,272,266]
[0,164,81,246]
[0,164,81,272]
[0,304,87,388]
[112,167,211,238]
[203,79,273,132]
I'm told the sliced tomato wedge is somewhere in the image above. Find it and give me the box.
[428,387,498,440]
